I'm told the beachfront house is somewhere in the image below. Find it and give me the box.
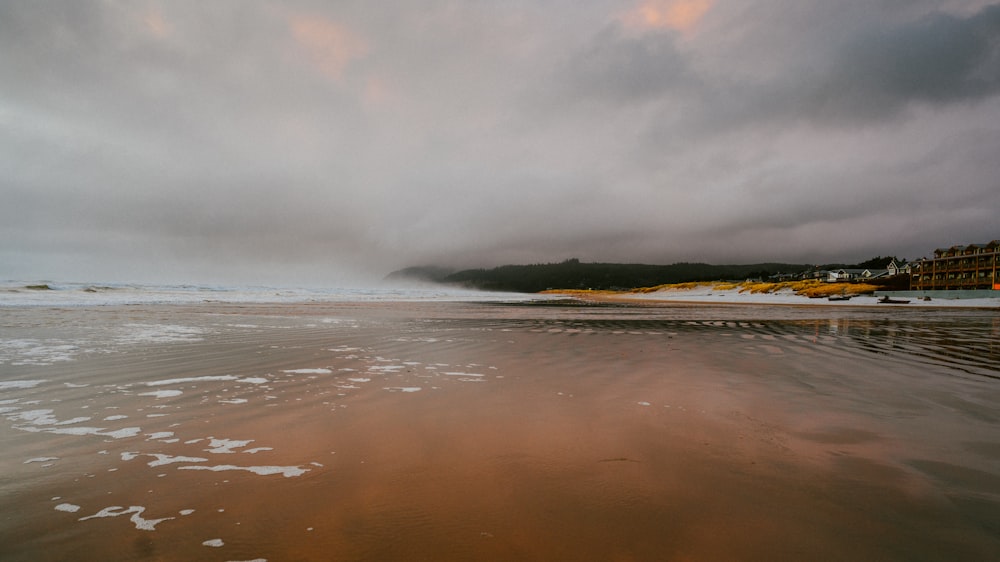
[886,259,911,277]
[827,269,888,282]
[910,240,1000,291]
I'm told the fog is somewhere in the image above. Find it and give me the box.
[2,1,998,285]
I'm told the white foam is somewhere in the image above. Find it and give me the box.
[117,324,205,344]
[25,456,59,464]
[347,378,371,383]
[180,509,195,515]
[281,368,332,374]
[239,377,269,384]
[104,415,128,421]
[139,390,182,398]
[383,387,422,393]
[79,505,175,531]
[147,376,237,386]
[0,380,48,390]
[146,453,209,467]
[55,503,80,513]
[203,539,225,547]
[205,438,253,454]
[146,431,175,440]
[101,427,143,439]
[243,447,273,454]
[41,425,99,437]
[55,416,92,425]
[0,340,78,365]
[8,408,59,425]
[179,464,308,477]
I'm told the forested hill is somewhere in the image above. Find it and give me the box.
[387,259,816,293]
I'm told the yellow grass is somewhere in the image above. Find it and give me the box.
[795,282,880,298]
[635,282,705,293]
[544,280,881,299]
[538,289,625,296]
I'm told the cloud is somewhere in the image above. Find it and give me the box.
[813,4,1000,117]
[143,5,172,39]
[623,0,714,33]
[542,2,1000,156]
[288,13,368,80]
[559,25,694,103]
[1,1,999,284]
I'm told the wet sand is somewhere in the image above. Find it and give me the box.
[2,301,999,561]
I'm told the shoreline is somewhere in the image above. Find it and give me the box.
[545,285,1000,309]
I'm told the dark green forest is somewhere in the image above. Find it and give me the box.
[387,256,905,293]
[387,259,806,293]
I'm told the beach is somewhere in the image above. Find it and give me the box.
[2,299,999,561]
[553,283,1000,308]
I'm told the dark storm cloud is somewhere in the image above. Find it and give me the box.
[558,2,1000,135]
[803,4,1000,120]
[1,1,999,284]
[561,25,695,102]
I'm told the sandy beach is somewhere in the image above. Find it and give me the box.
[2,300,999,561]
[551,284,1000,309]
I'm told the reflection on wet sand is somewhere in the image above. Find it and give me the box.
[1,302,999,561]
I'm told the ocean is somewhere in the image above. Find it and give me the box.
[2,283,999,560]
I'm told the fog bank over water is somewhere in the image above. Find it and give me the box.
[2,1,999,285]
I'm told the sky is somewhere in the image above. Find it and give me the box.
[2,0,999,285]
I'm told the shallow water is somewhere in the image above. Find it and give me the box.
[1,301,999,561]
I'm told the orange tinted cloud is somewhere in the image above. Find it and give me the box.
[625,0,714,32]
[143,6,172,39]
[288,14,368,80]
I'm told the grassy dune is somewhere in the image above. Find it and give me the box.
[544,280,881,299]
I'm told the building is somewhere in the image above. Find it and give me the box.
[910,241,1000,291]
[827,268,889,283]
[886,259,911,277]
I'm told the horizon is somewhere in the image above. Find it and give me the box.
[5,252,924,288]
[3,1,999,286]
[0,246,970,288]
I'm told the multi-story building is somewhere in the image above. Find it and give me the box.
[910,241,1000,291]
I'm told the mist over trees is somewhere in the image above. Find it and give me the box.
[387,256,906,293]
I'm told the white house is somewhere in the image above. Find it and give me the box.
[886,259,911,276]
[827,268,889,282]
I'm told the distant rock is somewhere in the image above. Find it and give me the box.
[383,265,456,284]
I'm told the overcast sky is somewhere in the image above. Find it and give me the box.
[2,1,999,285]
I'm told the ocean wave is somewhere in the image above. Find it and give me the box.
[0,280,541,307]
